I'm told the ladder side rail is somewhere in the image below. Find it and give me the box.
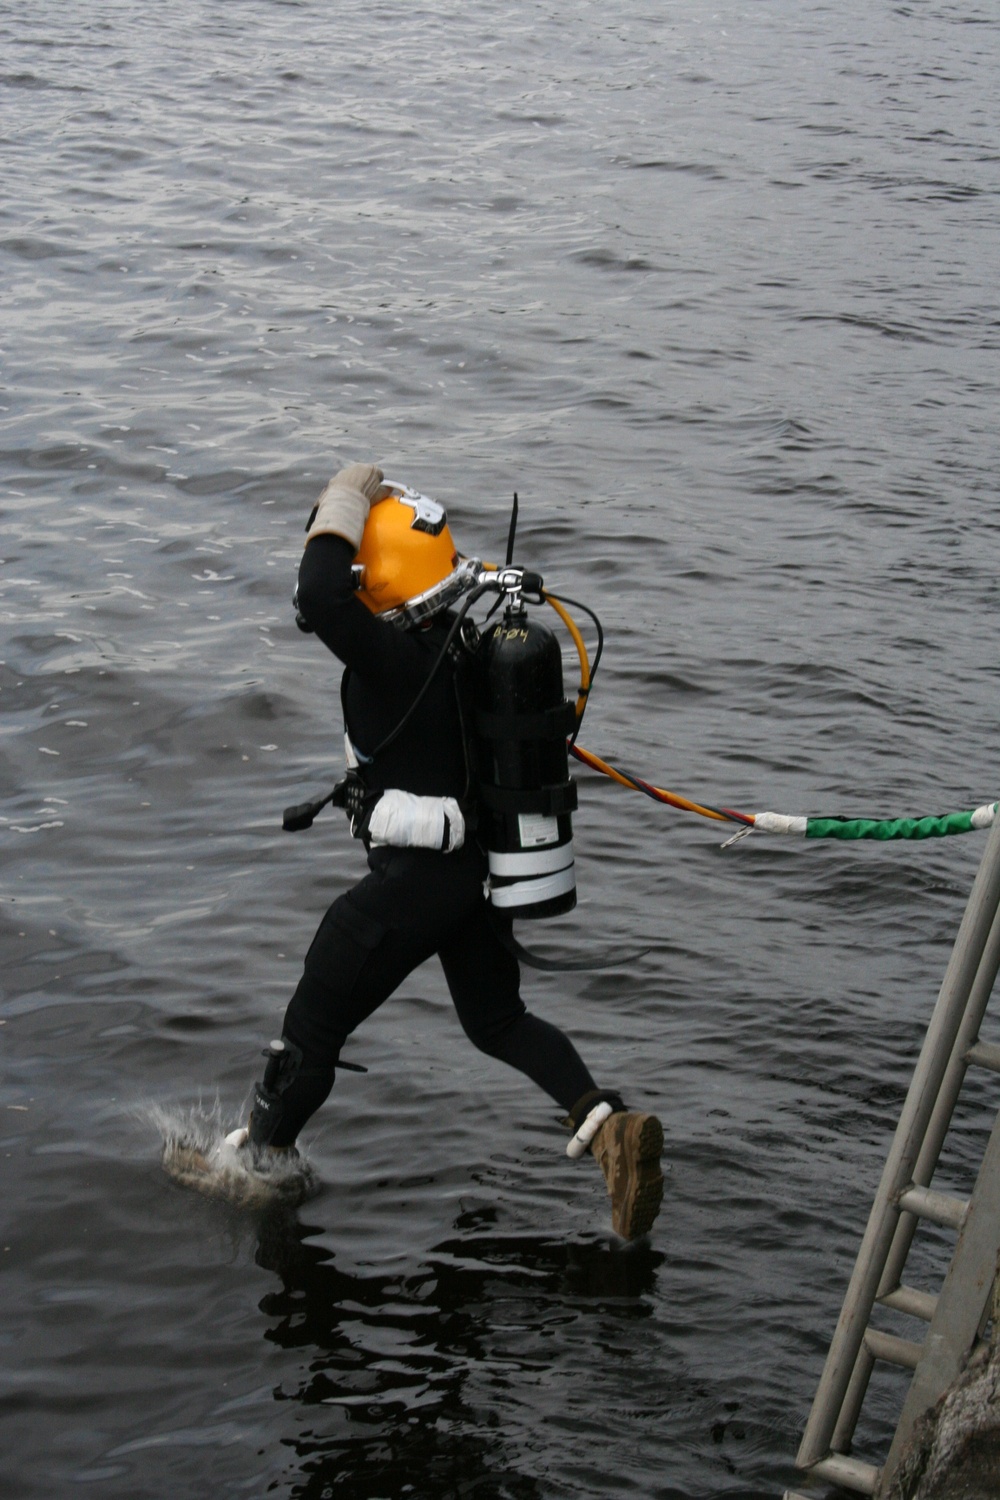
[875,900,1000,1305]
[831,1343,876,1455]
[796,816,1000,1471]
[879,1099,1000,1493]
[828,902,1000,1462]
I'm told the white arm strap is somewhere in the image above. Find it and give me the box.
[367,789,465,854]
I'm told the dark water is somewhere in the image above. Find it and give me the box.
[3,1,1000,1495]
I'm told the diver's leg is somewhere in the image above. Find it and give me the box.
[255,878,439,1148]
[253,847,489,1148]
[437,902,598,1112]
[440,901,664,1239]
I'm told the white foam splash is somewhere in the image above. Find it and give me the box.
[147,1100,319,1210]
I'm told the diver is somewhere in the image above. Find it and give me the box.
[175,462,663,1239]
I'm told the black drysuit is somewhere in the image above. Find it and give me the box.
[268,534,597,1147]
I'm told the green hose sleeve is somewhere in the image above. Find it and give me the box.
[805,809,990,841]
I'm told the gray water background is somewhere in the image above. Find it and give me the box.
[3,1,1000,1496]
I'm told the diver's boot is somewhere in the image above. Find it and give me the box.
[567,1091,664,1240]
[163,1122,315,1208]
[160,1040,316,1207]
[591,1110,664,1239]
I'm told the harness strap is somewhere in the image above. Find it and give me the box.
[492,916,650,973]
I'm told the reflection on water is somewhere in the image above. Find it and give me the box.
[256,1208,663,1500]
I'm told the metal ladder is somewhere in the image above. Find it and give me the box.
[786,813,1000,1499]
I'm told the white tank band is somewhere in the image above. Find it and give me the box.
[489,865,576,908]
[488,842,574,878]
[566,1101,613,1160]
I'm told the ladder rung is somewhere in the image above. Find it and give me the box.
[966,1039,1000,1073]
[802,1452,881,1494]
[864,1327,924,1369]
[878,1283,938,1321]
[896,1183,969,1231]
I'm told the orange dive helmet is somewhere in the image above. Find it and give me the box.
[353,482,480,626]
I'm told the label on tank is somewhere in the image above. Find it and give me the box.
[518,813,559,848]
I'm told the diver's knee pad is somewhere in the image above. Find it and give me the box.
[247,1038,304,1147]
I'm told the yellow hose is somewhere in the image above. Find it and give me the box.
[570,743,731,822]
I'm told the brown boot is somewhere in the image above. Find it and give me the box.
[590,1110,664,1240]
[161,1124,316,1208]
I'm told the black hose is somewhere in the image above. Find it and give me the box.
[366,581,491,760]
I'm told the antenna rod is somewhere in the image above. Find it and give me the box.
[505,492,519,567]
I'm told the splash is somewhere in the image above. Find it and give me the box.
[149,1100,320,1210]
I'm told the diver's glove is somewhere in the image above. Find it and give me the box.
[305,462,391,550]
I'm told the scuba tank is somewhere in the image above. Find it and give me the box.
[475,598,578,919]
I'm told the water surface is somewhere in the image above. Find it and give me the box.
[3,2,1000,1496]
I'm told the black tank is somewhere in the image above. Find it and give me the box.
[475,605,577,919]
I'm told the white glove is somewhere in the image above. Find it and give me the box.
[306,462,391,550]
